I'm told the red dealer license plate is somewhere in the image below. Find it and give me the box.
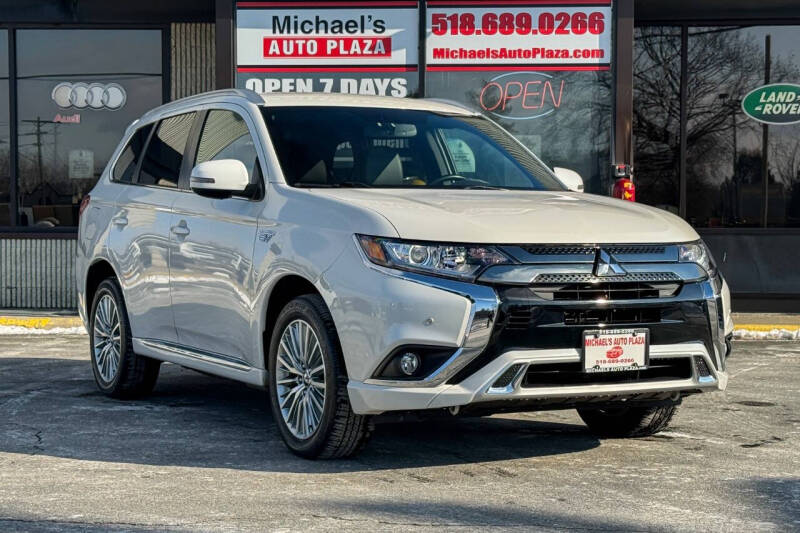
[583,329,649,373]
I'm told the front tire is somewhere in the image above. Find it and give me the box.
[268,294,371,459]
[89,278,160,399]
[577,405,677,438]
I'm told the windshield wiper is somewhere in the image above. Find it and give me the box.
[461,185,509,190]
[295,181,372,188]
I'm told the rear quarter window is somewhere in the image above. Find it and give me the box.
[112,124,153,183]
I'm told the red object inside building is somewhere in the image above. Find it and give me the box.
[613,178,636,202]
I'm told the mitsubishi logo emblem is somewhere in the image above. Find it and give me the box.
[594,249,627,277]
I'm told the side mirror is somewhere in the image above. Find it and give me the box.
[553,167,584,193]
[190,159,249,197]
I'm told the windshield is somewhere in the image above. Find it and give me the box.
[262,106,564,191]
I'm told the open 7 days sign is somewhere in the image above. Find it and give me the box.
[236,1,419,96]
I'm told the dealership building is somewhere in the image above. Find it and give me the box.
[0,0,798,311]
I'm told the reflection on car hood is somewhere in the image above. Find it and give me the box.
[309,188,699,244]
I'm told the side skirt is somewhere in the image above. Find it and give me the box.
[133,338,267,387]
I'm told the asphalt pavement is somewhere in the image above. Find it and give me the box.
[0,335,798,532]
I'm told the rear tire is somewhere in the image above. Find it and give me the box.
[268,294,372,459]
[577,405,677,438]
[89,278,160,399]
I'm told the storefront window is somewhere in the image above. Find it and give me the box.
[632,26,681,214]
[634,25,800,227]
[686,26,800,228]
[15,29,163,228]
[0,30,10,226]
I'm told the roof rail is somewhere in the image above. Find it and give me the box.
[140,89,265,121]
[170,88,265,106]
[426,98,480,115]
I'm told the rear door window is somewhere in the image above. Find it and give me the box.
[112,124,153,183]
[138,112,196,188]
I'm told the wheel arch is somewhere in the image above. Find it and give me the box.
[262,274,329,369]
[85,259,119,313]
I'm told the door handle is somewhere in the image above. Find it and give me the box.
[170,221,190,237]
[111,215,128,227]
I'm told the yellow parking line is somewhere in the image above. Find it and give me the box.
[0,317,53,328]
[733,324,800,332]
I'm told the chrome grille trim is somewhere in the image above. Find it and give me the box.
[502,244,680,264]
[478,262,707,285]
[533,272,681,284]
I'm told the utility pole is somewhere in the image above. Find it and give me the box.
[21,117,56,190]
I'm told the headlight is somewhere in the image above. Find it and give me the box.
[678,241,715,275]
[357,235,511,280]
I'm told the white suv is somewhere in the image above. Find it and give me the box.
[77,89,733,458]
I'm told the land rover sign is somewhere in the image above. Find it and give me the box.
[742,83,800,125]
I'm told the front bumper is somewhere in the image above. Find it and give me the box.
[348,342,727,414]
[324,241,730,415]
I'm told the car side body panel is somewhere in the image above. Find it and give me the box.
[169,193,261,363]
[76,181,121,329]
[108,185,179,343]
[249,182,400,372]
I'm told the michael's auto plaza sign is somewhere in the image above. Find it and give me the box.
[235,0,612,98]
[236,1,420,97]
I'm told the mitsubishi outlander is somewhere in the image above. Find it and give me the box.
[77,89,733,458]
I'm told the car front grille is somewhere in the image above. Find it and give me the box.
[530,280,681,301]
[532,272,681,284]
[522,245,667,256]
[505,306,664,330]
[521,358,693,388]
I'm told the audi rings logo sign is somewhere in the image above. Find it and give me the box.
[51,82,127,111]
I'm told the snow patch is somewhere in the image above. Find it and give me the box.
[732,327,800,340]
[0,325,87,335]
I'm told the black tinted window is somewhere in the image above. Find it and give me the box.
[138,112,195,188]
[262,106,563,191]
[195,110,259,181]
[113,124,153,183]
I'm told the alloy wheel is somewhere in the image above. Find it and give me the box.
[93,293,122,383]
[275,319,327,440]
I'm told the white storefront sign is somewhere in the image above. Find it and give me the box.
[236,2,419,68]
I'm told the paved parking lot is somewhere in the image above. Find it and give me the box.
[0,335,798,532]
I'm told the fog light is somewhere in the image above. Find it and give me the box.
[399,352,420,376]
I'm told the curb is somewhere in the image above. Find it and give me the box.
[732,324,800,341]
[1,315,799,340]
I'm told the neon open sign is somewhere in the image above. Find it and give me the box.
[478,71,565,120]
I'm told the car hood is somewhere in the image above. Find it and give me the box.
[309,188,699,244]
